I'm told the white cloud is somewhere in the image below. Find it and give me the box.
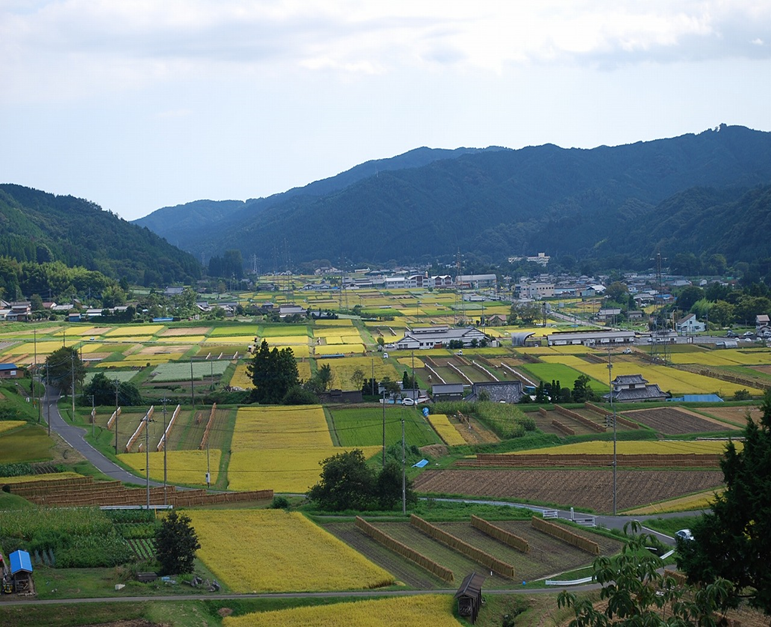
[0,0,768,103]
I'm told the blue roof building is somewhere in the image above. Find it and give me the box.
[9,550,33,575]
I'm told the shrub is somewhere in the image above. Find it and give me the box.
[269,496,289,509]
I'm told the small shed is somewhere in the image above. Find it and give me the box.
[9,549,33,593]
[455,571,486,624]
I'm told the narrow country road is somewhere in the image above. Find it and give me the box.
[44,385,160,487]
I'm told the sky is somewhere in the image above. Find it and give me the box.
[0,1,769,222]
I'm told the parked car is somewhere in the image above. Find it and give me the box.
[401,397,415,406]
[675,529,694,542]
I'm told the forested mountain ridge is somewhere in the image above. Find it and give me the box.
[134,146,502,245]
[0,185,201,285]
[135,125,770,268]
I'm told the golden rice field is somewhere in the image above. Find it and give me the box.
[3,341,63,355]
[0,471,83,484]
[257,335,309,345]
[296,360,312,382]
[505,440,740,456]
[231,406,332,451]
[104,325,165,336]
[223,595,460,627]
[314,318,354,327]
[668,349,770,367]
[159,327,212,336]
[321,357,400,389]
[52,326,108,337]
[312,327,356,338]
[155,335,206,344]
[0,421,27,434]
[79,344,109,354]
[189,510,394,593]
[398,357,425,369]
[314,344,365,355]
[624,488,722,515]
[426,414,467,446]
[228,364,254,389]
[118,450,220,486]
[202,336,253,345]
[228,447,381,493]
[573,361,765,396]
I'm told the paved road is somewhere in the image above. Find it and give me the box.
[44,385,159,487]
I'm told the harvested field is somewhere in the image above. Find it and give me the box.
[695,405,764,427]
[413,469,724,513]
[449,413,499,445]
[324,519,620,588]
[621,407,738,435]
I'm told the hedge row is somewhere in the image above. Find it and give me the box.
[531,516,600,555]
[355,516,454,583]
[410,514,515,578]
[470,515,529,553]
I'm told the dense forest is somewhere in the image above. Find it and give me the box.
[0,185,201,286]
[135,125,770,272]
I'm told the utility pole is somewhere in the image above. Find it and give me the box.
[190,358,195,411]
[401,415,406,515]
[34,329,40,424]
[381,387,386,467]
[607,350,617,516]
[70,351,75,421]
[46,368,51,437]
[145,412,150,510]
[161,398,169,505]
[114,379,120,455]
[90,395,95,439]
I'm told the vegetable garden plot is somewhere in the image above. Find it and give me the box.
[413,468,724,513]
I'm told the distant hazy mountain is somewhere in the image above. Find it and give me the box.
[0,184,201,285]
[135,125,770,268]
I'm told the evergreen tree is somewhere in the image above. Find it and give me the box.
[678,390,770,612]
[247,340,299,404]
[154,511,201,576]
[45,346,86,394]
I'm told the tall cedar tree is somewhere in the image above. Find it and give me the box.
[247,339,299,404]
[677,389,771,612]
[45,346,86,394]
[154,511,201,576]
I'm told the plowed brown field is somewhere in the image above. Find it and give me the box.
[413,469,723,513]
[620,407,737,434]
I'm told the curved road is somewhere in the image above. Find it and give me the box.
[44,385,160,487]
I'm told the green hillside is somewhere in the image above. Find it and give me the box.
[0,185,201,285]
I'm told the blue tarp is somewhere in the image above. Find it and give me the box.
[412,459,429,468]
[9,550,32,574]
[668,394,724,403]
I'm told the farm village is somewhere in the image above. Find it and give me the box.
[0,279,769,627]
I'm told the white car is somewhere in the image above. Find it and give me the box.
[401,397,415,406]
[675,529,694,542]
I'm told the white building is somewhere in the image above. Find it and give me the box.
[675,314,705,334]
[392,326,488,350]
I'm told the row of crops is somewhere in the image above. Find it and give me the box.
[0,507,157,569]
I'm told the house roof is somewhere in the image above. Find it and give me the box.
[0,363,18,370]
[613,375,648,385]
[432,383,465,394]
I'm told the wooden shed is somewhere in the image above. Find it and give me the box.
[455,571,485,624]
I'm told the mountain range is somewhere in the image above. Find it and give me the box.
[134,125,770,270]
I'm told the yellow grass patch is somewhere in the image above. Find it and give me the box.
[104,325,165,336]
[223,594,460,627]
[0,421,27,434]
[118,450,220,486]
[296,361,312,382]
[188,510,394,593]
[427,414,467,446]
[398,357,425,368]
[7,341,63,355]
[506,440,740,456]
